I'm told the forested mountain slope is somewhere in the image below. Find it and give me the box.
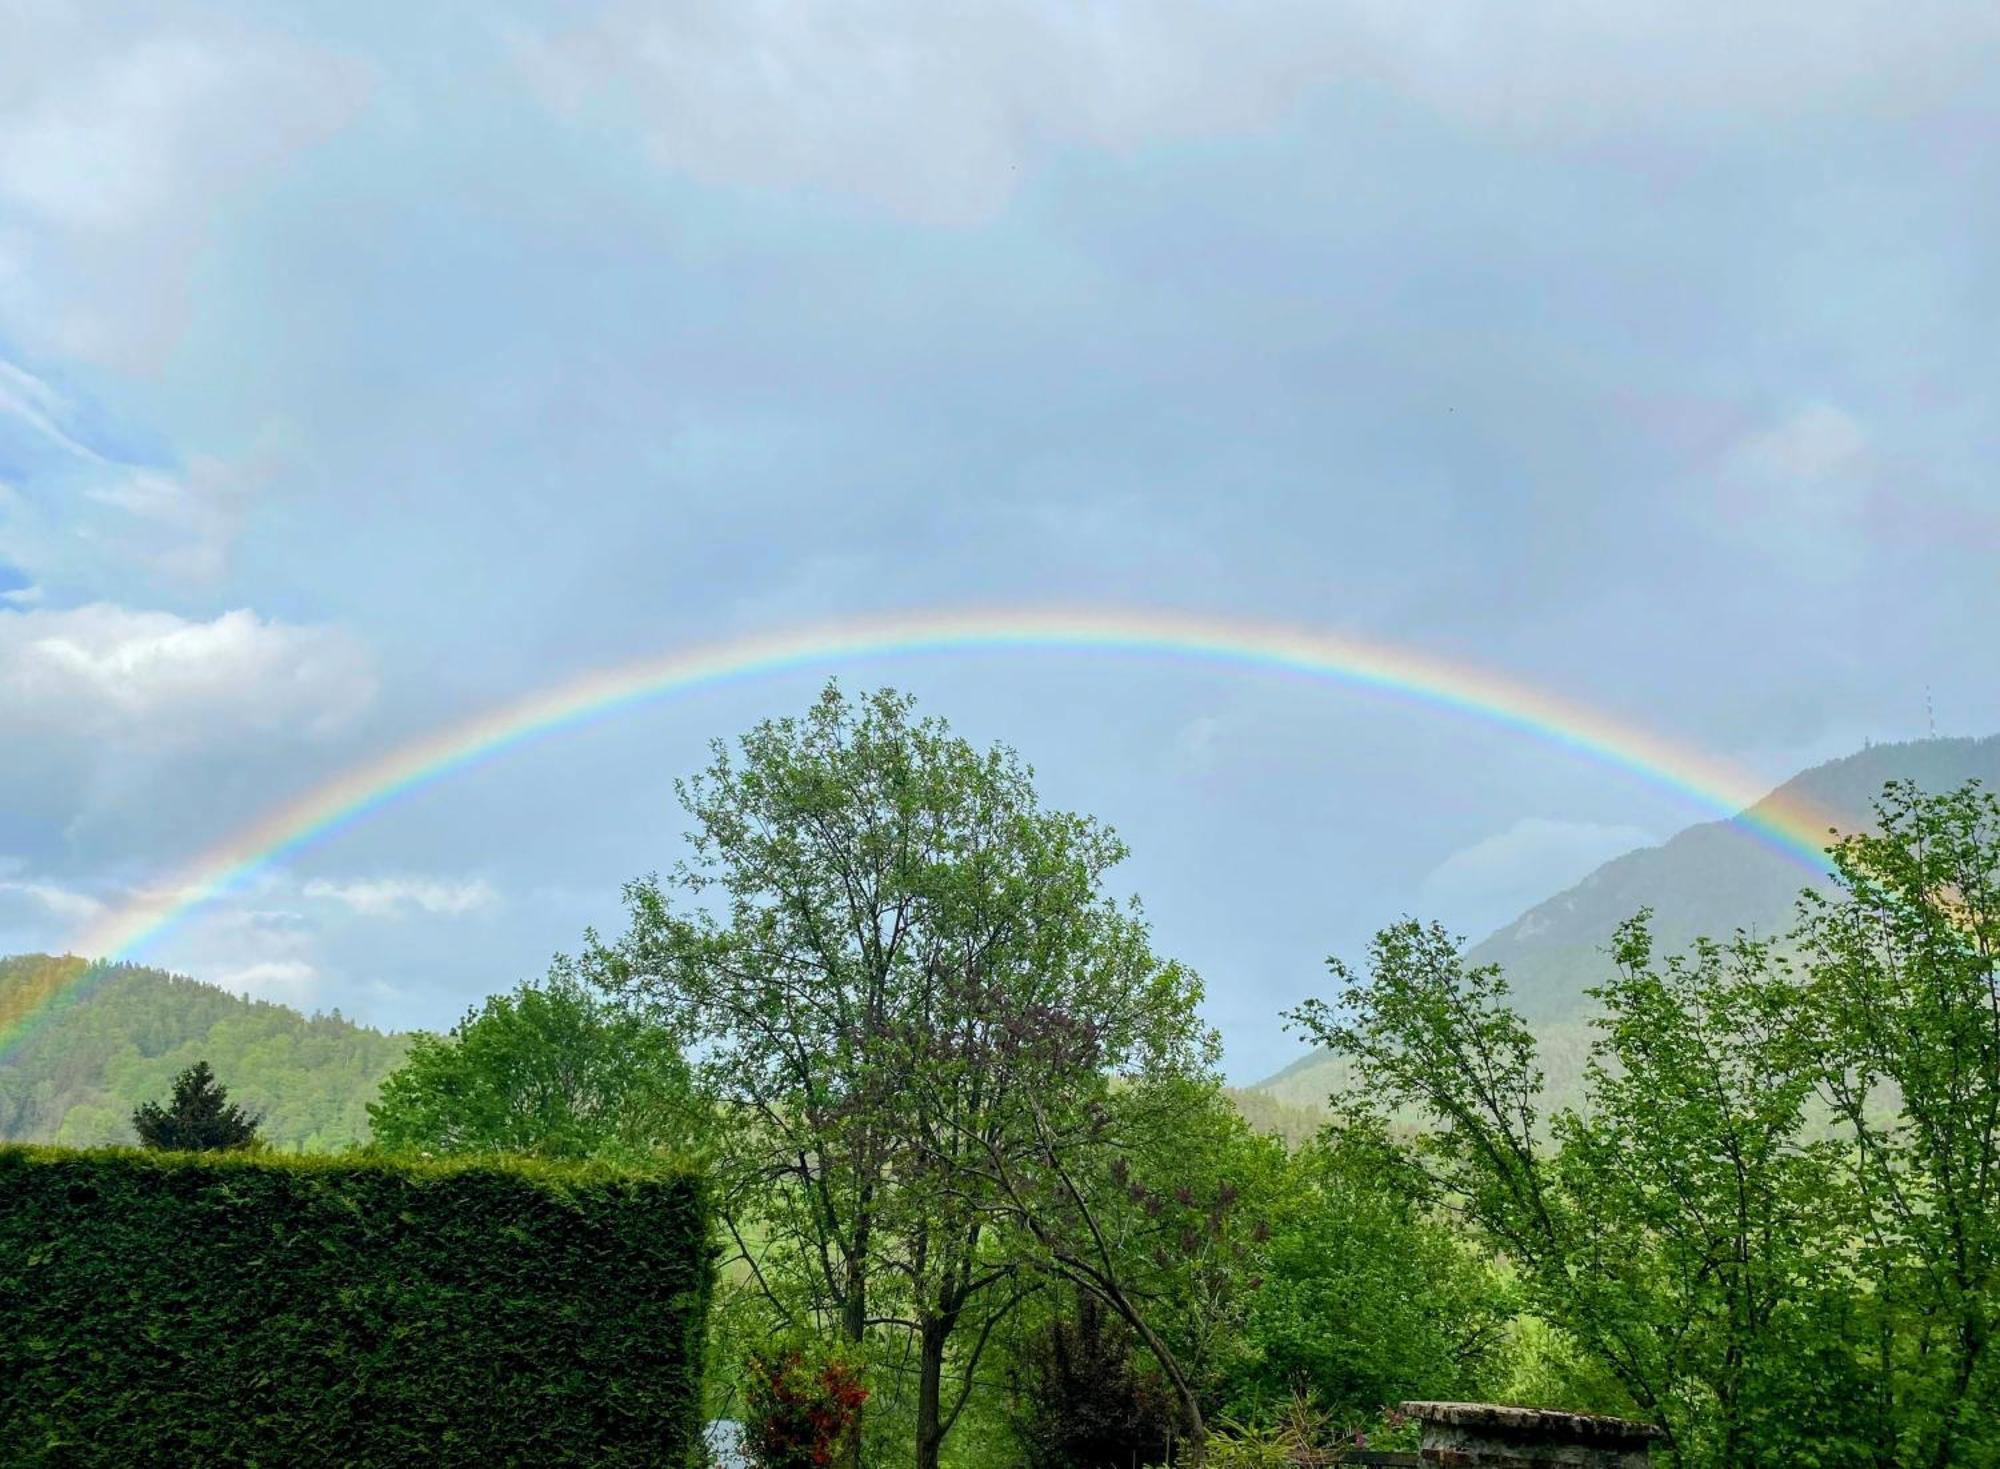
[0,955,408,1151]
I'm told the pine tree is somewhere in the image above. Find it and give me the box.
[131,1061,262,1151]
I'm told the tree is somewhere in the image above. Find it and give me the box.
[1800,780,2000,1468]
[1551,921,1863,1466]
[367,964,697,1161]
[131,1060,261,1151]
[589,683,1210,1469]
[1236,1122,1509,1432]
[1289,916,1857,1465]
[1290,781,2000,1467]
[943,1069,1277,1462]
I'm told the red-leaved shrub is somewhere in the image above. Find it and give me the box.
[742,1345,869,1469]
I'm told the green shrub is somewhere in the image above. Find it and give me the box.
[0,1144,713,1467]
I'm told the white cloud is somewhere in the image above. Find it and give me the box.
[85,454,270,586]
[0,602,374,745]
[1704,402,1876,576]
[516,1,2000,223]
[0,358,104,462]
[1322,1,2000,140]
[302,876,499,919]
[0,7,371,366]
[0,877,106,924]
[515,1,1329,224]
[205,958,319,1004]
[0,356,275,589]
[1420,816,1656,941]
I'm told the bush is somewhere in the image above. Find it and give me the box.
[741,1342,867,1469]
[0,1144,713,1467]
[1011,1294,1188,1469]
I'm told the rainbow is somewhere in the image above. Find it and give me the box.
[11,607,1844,1056]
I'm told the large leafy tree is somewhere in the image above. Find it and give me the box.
[367,965,697,1161]
[1800,780,2000,1467]
[589,683,1210,1469]
[1290,916,1855,1465]
[1293,781,2000,1468]
[131,1060,261,1151]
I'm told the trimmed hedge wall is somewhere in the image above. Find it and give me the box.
[0,1145,713,1467]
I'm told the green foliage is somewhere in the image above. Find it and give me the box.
[0,955,408,1151]
[1799,780,2000,1467]
[1291,914,1865,1464]
[1487,1315,1636,1419]
[1292,780,2000,1468]
[130,1059,261,1150]
[368,962,698,1161]
[1235,1124,1508,1430]
[1197,1396,1389,1469]
[0,1144,714,1467]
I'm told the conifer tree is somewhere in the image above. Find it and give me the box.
[131,1061,261,1151]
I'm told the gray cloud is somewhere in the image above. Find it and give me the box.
[516,1,2000,222]
[0,2,1994,1077]
[0,4,371,366]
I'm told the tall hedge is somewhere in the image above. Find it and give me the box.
[0,1145,713,1466]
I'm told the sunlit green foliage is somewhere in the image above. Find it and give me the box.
[1233,1122,1508,1431]
[1293,781,2000,1468]
[367,963,698,1161]
[1798,780,2000,1467]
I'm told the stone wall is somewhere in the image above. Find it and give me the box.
[1398,1402,1661,1468]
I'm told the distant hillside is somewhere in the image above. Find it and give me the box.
[1225,1085,1334,1149]
[1253,735,2000,1114]
[0,955,408,1151]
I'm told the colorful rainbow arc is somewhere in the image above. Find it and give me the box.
[10,607,1842,1057]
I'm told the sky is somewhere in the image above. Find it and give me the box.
[0,0,1995,1080]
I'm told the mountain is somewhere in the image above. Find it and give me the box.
[0,955,408,1151]
[1252,735,2000,1115]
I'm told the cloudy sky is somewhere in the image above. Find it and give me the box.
[1,0,1994,1078]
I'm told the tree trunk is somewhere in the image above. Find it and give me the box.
[1123,1302,1205,1465]
[841,1232,869,1469]
[914,1316,952,1469]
